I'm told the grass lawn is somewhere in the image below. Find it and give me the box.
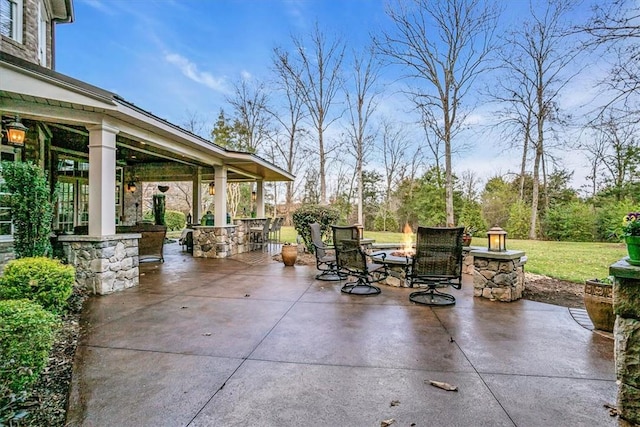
[278,226,627,284]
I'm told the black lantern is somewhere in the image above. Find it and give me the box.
[487,226,507,252]
[251,190,257,202]
[4,116,28,147]
[126,181,137,193]
[208,181,215,196]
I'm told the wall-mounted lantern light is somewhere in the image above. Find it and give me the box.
[487,226,507,252]
[2,116,28,147]
[208,181,215,196]
[251,190,257,202]
[125,181,137,193]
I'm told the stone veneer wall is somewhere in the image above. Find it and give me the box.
[609,259,640,425]
[58,234,140,295]
[0,241,15,272]
[192,226,246,258]
[1,0,52,67]
[471,249,527,302]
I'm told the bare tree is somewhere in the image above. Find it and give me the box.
[274,23,345,204]
[377,0,498,226]
[344,45,382,228]
[501,0,581,238]
[269,48,310,223]
[582,112,640,199]
[580,0,640,117]
[181,109,209,139]
[226,79,272,153]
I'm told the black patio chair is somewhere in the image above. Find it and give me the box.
[332,225,388,295]
[268,217,284,245]
[310,222,344,281]
[408,226,464,306]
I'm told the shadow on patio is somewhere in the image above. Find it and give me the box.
[66,241,616,426]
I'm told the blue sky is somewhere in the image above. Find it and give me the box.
[56,0,389,125]
[54,0,604,192]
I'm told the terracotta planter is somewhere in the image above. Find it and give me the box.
[626,236,640,266]
[584,279,615,332]
[281,245,298,266]
[462,235,472,246]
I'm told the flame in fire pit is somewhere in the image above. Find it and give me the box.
[391,223,415,257]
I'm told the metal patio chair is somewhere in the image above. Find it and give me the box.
[332,225,388,295]
[310,222,343,281]
[408,226,464,306]
[249,217,271,251]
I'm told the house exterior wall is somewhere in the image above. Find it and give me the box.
[1,0,52,68]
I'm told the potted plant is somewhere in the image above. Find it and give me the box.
[584,277,615,333]
[621,212,640,265]
[281,242,298,266]
[462,226,476,247]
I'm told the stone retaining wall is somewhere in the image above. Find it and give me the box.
[58,234,140,295]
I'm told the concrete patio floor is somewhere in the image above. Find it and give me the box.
[66,242,617,426]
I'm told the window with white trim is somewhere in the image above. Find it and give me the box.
[37,0,47,66]
[0,0,23,43]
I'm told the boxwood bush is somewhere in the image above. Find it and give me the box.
[0,300,59,394]
[0,257,75,314]
[292,205,340,252]
[164,210,186,231]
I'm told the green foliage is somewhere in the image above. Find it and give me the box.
[481,175,517,228]
[542,202,596,242]
[164,210,186,231]
[0,257,75,314]
[373,213,399,232]
[0,161,54,258]
[292,205,340,252]
[0,300,58,394]
[152,194,166,225]
[594,199,637,241]
[622,211,640,237]
[506,200,531,239]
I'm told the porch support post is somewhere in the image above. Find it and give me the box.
[87,123,118,236]
[256,180,264,217]
[192,167,202,223]
[214,165,227,226]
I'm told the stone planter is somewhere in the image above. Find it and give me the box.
[584,279,615,332]
[281,244,298,266]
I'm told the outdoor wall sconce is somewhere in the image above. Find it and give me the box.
[487,226,507,252]
[125,181,137,193]
[2,115,28,147]
[251,190,257,202]
[208,181,215,196]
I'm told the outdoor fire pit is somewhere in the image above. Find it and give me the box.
[371,250,413,287]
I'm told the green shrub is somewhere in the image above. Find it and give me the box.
[0,300,58,394]
[373,214,399,232]
[292,204,340,252]
[0,257,75,314]
[0,161,55,258]
[542,202,596,242]
[164,210,186,231]
[506,200,531,239]
[595,199,638,242]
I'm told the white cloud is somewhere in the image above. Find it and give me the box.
[164,53,229,93]
[241,70,253,81]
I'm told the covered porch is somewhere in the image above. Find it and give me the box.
[66,241,617,425]
[1,51,293,294]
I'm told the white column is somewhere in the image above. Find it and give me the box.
[256,180,265,217]
[214,166,227,226]
[192,167,202,223]
[87,123,118,236]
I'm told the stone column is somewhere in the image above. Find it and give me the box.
[86,123,118,236]
[192,166,202,223]
[470,248,527,302]
[609,260,640,425]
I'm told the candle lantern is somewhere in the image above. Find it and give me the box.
[487,226,507,252]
